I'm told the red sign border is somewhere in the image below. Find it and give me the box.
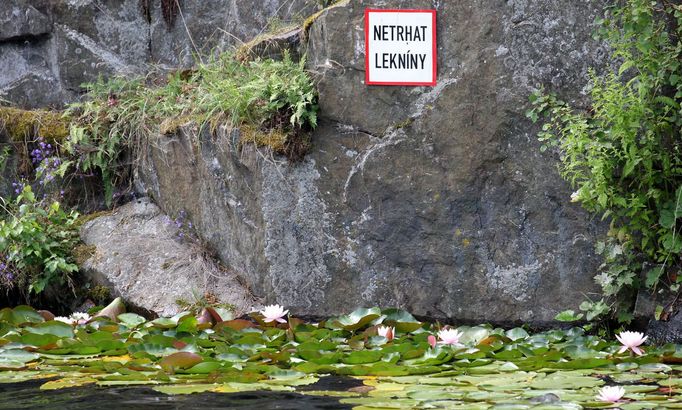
[364,9,437,87]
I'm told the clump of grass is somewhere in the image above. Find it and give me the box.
[63,51,318,205]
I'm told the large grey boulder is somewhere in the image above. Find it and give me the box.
[79,197,258,317]
[136,0,610,325]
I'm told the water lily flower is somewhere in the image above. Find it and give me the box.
[54,312,91,325]
[437,328,463,345]
[596,385,625,403]
[427,335,437,349]
[377,326,394,341]
[260,304,289,323]
[616,331,647,355]
[70,312,91,325]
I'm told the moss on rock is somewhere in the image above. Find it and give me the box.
[240,125,289,153]
[0,107,70,142]
[75,210,113,227]
[72,244,97,266]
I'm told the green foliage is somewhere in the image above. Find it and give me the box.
[554,310,584,322]
[0,146,9,175]
[527,0,682,322]
[61,52,318,205]
[0,186,80,294]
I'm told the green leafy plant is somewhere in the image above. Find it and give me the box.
[0,146,9,175]
[528,0,682,322]
[0,186,80,294]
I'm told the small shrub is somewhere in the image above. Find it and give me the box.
[528,0,682,322]
[0,186,80,295]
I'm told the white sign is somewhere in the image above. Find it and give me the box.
[365,9,437,86]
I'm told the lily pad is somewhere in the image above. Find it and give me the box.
[381,309,422,333]
[329,308,382,331]
[159,352,203,372]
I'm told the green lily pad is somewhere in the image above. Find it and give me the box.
[40,377,97,390]
[329,308,382,331]
[0,306,44,325]
[506,328,530,341]
[117,313,146,328]
[25,321,74,338]
[381,309,422,333]
[153,384,218,395]
[343,350,384,364]
[530,373,603,390]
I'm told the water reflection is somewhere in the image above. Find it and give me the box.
[0,380,351,410]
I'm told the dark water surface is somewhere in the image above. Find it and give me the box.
[0,379,352,410]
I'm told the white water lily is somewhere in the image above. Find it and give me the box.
[260,304,289,323]
[616,331,647,356]
[70,312,91,325]
[377,325,394,341]
[437,328,463,345]
[596,385,625,403]
[54,312,92,325]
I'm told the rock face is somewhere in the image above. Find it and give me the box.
[137,0,610,325]
[80,198,258,317]
[3,0,612,325]
[0,132,17,199]
[647,317,682,345]
[0,0,316,108]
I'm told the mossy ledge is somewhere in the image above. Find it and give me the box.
[0,107,70,142]
[75,210,114,227]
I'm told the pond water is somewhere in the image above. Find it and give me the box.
[0,379,350,410]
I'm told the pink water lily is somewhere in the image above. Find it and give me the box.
[377,326,394,341]
[437,328,463,345]
[427,335,437,349]
[259,304,289,323]
[596,385,625,403]
[616,331,647,356]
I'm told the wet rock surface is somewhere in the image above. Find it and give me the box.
[79,197,257,317]
[647,316,682,346]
